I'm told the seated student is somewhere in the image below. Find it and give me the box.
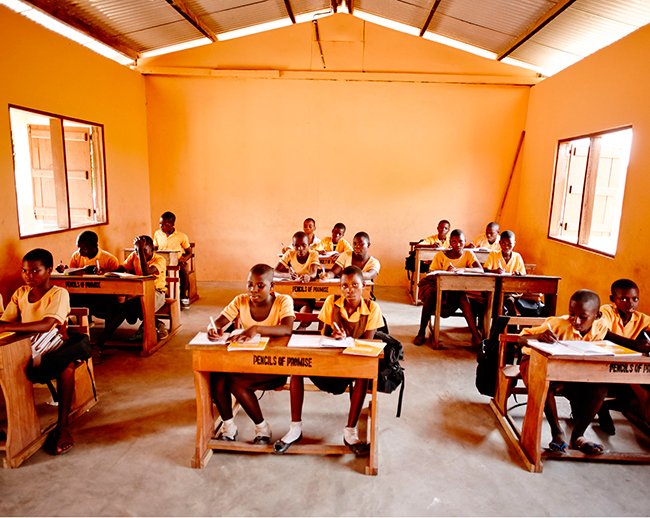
[468,221,501,251]
[153,211,192,309]
[597,279,650,434]
[483,230,526,315]
[303,217,321,249]
[414,229,483,346]
[316,222,352,257]
[418,219,451,248]
[320,232,380,281]
[207,264,294,443]
[519,290,609,455]
[274,266,382,455]
[57,230,120,318]
[95,235,168,349]
[0,248,90,455]
[56,230,119,274]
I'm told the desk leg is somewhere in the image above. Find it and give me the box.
[520,352,550,472]
[433,280,442,349]
[192,370,214,469]
[140,286,157,357]
[545,293,558,317]
[366,379,379,476]
[483,290,494,340]
[413,255,422,305]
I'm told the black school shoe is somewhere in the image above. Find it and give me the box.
[344,439,370,456]
[273,434,302,454]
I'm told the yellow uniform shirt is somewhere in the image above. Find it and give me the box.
[123,252,167,292]
[484,251,526,275]
[334,252,381,274]
[520,315,609,341]
[220,293,295,329]
[600,304,650,339]
[318,294,383,335]
[280,249,321,276]
[1,285,70,325]
[153,229,190,253]
[471,234,501,251]
[308,235,321,249]
[418,234,450,248]
[69,248,119,272]
[316,236,353,253]
[430,250,479,271]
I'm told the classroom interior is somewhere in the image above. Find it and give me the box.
[1,4,650,515]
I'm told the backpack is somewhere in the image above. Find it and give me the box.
[475,316,511,397]
[374,330,405,417]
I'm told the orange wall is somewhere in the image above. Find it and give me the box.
[513,24,650,312]
[144,16,531,284]
[0,7,151,301]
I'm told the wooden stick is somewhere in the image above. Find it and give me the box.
[496,130,526,222]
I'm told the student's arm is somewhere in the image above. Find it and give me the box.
[362,269,378,281]
[320,263,342,280]
[133,237,157,276]
[207,314,231,341]
[304,263,319,282]
[0,316,60,333]
[274,261,292,278]
[234,316,295,342]
[605,330,650,354]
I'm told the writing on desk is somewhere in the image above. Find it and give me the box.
[65,280,101,289]
[609,363,650,374]
[252,354,313,368]
[291,286,329,294]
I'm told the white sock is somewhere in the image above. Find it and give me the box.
[281,421,302,443]
[344,426,360,444]
[254,420,271,438]
[222,418,237,439]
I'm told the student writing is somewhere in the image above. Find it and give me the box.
[321,231,380,281]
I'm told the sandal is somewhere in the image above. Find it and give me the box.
[44,428,74,456]
[547,440,568,454]
[413,334,426,346]
[573,438,605,455]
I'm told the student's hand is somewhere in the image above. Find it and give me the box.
[495,267,505,274]
[134,236,147,250]
[332,324,346,340]
[300,274,311,283]
[55,263,66,273]
[232,327,257,343]
[281,246,291,254]
[538,328,559,343]
[635,339,650,354]
[513,271,524,276]
[331,253,340,260]
[446,264,457,272]
[84,265,98,275]
[207,326,224,341]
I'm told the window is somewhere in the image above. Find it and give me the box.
[9,106,107,238]
[548,127,632,256]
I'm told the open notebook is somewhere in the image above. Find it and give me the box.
[288,335,354,348]
[527,339,641,357]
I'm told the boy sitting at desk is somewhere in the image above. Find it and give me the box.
[95,235,168,349]
[153,211,192,309]
[0,248,90,455]
[274,265,382,455]
[519,290,610,455]
[315,222,352,258]
[320,231,380,281]
[414,229,483,346]
[303,217,321,249]
[468,222,501,251]
[597,278,650,434]
[483,230,526,315]
[418,219,451,248]
[207,263,294,443]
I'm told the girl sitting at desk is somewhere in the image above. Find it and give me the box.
[414,229,483,347]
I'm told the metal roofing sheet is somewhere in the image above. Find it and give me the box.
[573,0,650,25]
[356,0,430,30]
[509,39,582,74]
[427,13,514,52]
[198,0,290,34]
[122,21,206,52]
[290,0,332,16]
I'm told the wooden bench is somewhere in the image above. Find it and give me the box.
[155,265,182,336]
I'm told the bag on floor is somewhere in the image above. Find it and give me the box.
[475,316,510,397]
[374,331,405,417]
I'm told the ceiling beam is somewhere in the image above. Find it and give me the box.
[419,0,442,37]
[345,0,354,15]
[165,0,217,41]
[22,0,139,59]
[284,0,296,23]
[497,0,578,60]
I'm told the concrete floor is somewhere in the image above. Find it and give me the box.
[1,282,649,516]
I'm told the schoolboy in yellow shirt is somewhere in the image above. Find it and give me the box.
[414,229,483,346]
[316,222,352,257]
[418,219,451,248]
[57,230,119,274]
[519,290,609,455]
[321,232,380,281]
[207,264,295,443]
[484,230,526,315]
[274,266,382,455]
[95,235,168,349]
[0,248,88,456]
[303,217,321,249]
[153,211,192,308]
[468,222,501,251]
[276,232,321,282]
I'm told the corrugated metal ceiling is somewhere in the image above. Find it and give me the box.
[10,0,650,76]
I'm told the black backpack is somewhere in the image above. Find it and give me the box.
[475,316,511,397]
[374,330,405,417]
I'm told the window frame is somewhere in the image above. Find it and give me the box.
[547,125,632,258]
[9,104,109,239]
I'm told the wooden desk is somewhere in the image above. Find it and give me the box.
[0,333,97,468]
[409,247,489,304]
[51,274,161,356]
[496,275,560,316]
[273,279,373,300]
[490,346,650,472]
[426,272,497,349]
[188,336,380,475]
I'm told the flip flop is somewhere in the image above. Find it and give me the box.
[547,440,568,454]
[44,428,74,456]
[574,439,605,455]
